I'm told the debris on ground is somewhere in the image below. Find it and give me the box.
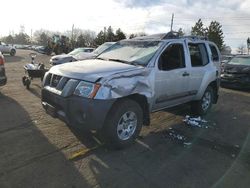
[183,142,192,147]
[183,115,209,128]
[166,128,187,141]
[165,128,192,147]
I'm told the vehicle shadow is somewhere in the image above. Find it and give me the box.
[65,99,250,188]
[4,55,25,63]
[27,83,42,98]
[220,85,250,92]
[0,94,90,187]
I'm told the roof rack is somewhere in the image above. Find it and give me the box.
[133,32,180,40]
[133,32,208,41]
[182,35,208,41]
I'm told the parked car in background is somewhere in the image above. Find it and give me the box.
[0,41,16,56]
[41,33,221,148]
[49,47,95,66]
[74,42,115,60]
[221,55,250,89]
[221,55,234,73]
[0,52,7,86]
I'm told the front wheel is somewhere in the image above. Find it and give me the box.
[10,49,16,56]
[103,99,143,149]
[191,86,214,115]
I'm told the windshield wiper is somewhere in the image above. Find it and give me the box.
[130,61,144,67]
[97,58,143,66]
[107,58,129,64]
[96,57,107,60]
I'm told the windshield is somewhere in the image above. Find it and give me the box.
[98,40,163,66]
[228,57,250,66]
[68,48,85,56]
[93,43,114,55]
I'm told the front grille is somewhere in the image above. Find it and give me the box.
[51,75,62,87]
[45,73,69,91]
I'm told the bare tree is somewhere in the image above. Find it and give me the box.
[237,44,246,55]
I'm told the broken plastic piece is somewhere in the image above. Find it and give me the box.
[183,115,208,128]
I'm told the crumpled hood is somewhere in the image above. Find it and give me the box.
[49,59,143,82]
[224,64,250,74]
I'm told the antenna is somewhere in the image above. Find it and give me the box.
[170,13,174,31]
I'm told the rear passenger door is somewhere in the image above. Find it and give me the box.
[187,42,209,94]
[153,42,190,110]
[209,44,221,73]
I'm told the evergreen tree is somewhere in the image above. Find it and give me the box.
[106,26,115,42]
[191,19,206,36]
[76,34,86,47]
[114,28,126,41]
[95,31,106,45]
[207,21,224,51]
[129,34,136,39]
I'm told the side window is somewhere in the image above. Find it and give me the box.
[188,43,209,67]
[158,43,185,71]
[209,44,219,61]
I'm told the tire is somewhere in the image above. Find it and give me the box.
[24,77,31,90]
[22,76,27,86]
[191,86,214,115]
[10,49,16,56]
[103,99,143,149]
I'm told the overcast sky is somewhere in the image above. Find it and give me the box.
[2,0,250,51]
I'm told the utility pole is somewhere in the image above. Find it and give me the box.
[247,37,250,55]
[30,29,33,44]
[170,13,174,31]
[71,24,74,48]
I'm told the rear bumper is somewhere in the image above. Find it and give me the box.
[41,89,115,130]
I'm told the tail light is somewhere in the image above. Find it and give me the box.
[0,56,5,65]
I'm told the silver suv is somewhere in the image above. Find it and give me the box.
[41,33,221,148]
[0,41,16,56]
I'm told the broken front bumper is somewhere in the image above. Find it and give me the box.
[41,89,115,130]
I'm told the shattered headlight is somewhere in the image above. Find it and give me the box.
[74,81,101,98]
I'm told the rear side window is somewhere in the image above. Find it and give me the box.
[209,44,219,61]
[188,43,209,67]
[158,43,185,71]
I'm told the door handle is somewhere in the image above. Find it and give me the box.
[182,72,190,77]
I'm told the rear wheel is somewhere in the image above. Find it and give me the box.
[103,99,143,149]
[191,86,214,115]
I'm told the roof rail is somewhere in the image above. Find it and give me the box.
[132,32,208,41]
[133,32,180,40]
[181,35,208,41]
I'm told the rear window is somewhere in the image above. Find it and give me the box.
[188,43,209,67]
[209,44,219,61]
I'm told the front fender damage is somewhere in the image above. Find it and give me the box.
[95,68,154,100]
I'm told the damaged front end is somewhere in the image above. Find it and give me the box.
[95,68,154,100]
[41,60,154,130]
[221,64,250,89]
